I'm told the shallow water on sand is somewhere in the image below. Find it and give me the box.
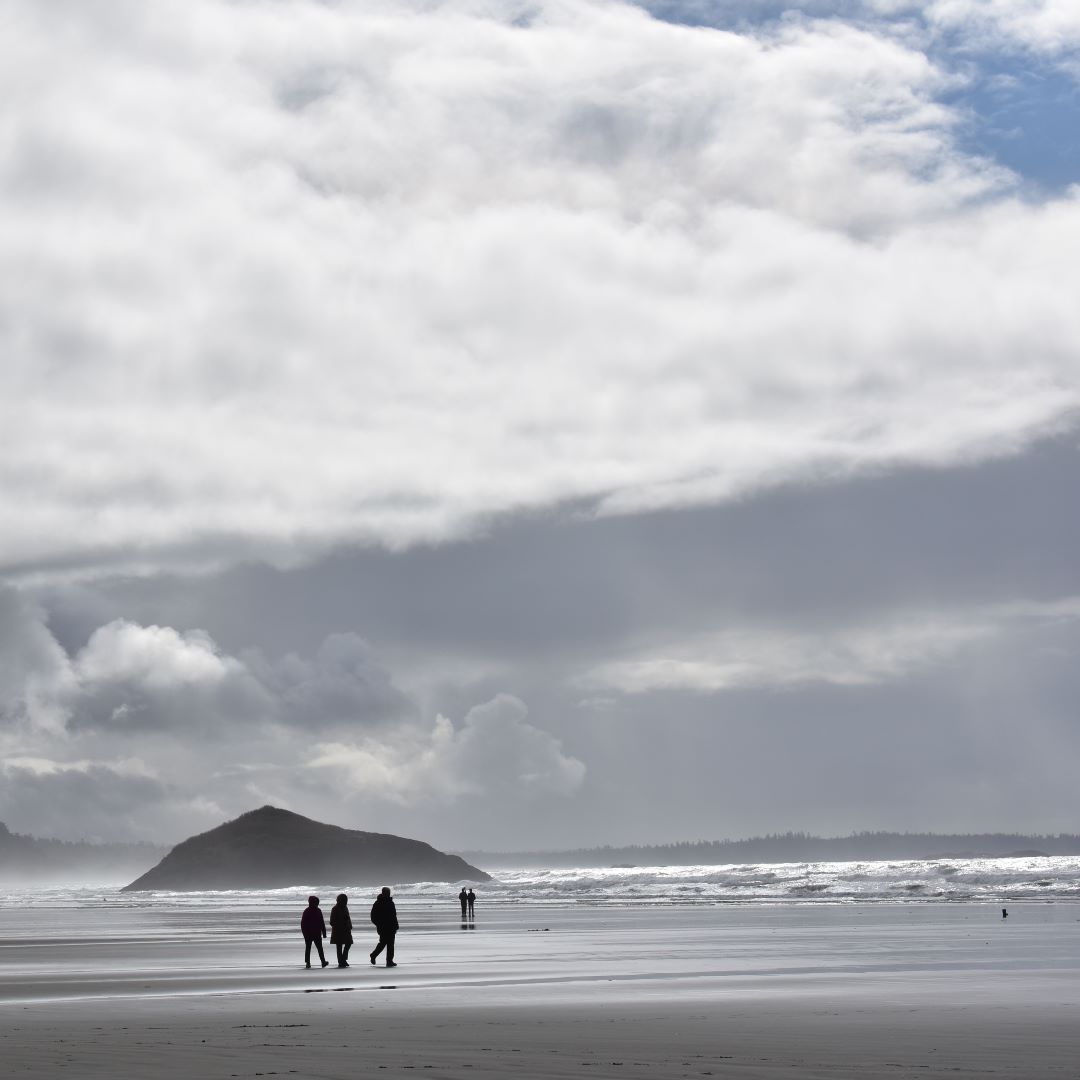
[2,894,1078,1007]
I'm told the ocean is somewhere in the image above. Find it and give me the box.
[475,853,1080,904]
[3,854,1080,1022]
[5,852,1080,909]
[5,856,1079,1078]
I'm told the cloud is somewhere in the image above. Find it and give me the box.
[243,633,414,729]
[75,622,238,690]
[0,588,75,733]
[0,602,409,737]
[308,693,586,804]
[0,756,223,843]
[61,620,271,733]
[0,592,581,838]
[924,0,1080,59]
[585,597,1080,693]
[2,0,1078,580]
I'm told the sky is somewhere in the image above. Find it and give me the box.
[1,0,1078,851]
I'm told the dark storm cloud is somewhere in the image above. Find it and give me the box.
[240,634,417,730]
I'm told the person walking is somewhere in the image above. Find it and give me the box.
[458,887,468,918]
[300,895,330,969]
[467,888,476,918]
[329,893,353,968]
[369,886,399,968]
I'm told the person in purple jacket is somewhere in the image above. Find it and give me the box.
[300,895,329,969]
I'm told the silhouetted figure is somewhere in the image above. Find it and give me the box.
[459,887,468,917]
[330,893,353,968]
[369,886,399,968]
[1002,907,1008,919]
[467,888,475,918]
[300,895,329,969]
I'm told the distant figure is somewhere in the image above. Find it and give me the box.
[330,893,353,968]
[369,886,399,968]
[300,895,329,969]
[1002,907,1008,919]
[467,888,476,918]
[459,887,468,917]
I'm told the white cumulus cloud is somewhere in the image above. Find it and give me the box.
[75,622,239,690]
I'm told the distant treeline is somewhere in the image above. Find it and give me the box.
[0,822,165,884]
[460,831,1080,869]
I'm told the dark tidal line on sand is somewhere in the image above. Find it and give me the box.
[2,956,1069,1008]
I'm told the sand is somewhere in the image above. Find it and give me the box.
[2,900,1078,1078]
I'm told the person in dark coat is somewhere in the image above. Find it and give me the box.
[300,895,329,969]
[467,888,476,918]
[329,893,353,968]
[369,886,399,967]
[458,887,468,917]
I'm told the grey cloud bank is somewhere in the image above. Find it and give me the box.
[7,439,1079,848]
[2,0,1078,848]
[0,589,583,843]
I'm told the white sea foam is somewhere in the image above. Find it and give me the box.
[3,854,1078,909]
[468,855,1080,904]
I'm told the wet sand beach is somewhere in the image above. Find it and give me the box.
[2,899,1078,1078]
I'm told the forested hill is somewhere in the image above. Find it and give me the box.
[0,822,166,884]
[460,831,1080,868]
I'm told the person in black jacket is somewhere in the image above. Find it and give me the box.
[369,886,399,968]
[458,887,468,917]
[300,895,330,969]
[329,893,353,968]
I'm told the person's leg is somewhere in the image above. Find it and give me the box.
[385,934,395,966]
[315,938,328,966]
[371,938,385,962]
[304,937,313,967]
[341,942,351,964]
[336,942,346,966]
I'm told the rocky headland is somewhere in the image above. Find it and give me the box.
[122,806,490,891]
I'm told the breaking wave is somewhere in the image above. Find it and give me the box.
[458,855,1080,905]
[6,855,1080,909]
